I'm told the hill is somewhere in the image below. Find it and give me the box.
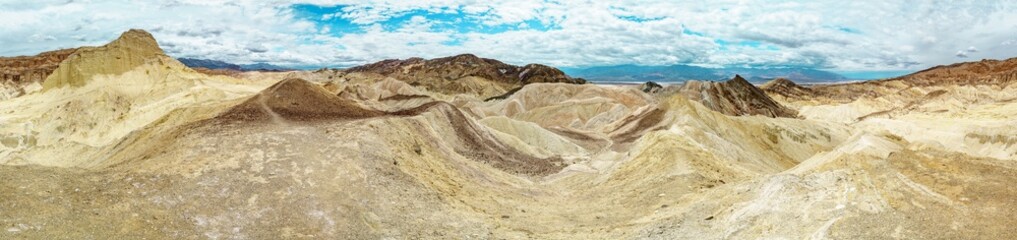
[675,75,798,118]
[341,54,586,99]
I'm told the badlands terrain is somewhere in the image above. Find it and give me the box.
[1,29,1016,239]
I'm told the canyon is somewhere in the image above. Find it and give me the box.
[1,29,1015,239]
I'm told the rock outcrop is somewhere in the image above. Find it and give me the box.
[677,75,798,118]
[0,49,77,100]
[42,29,165,89]
[639,81,663,93]
[1,29,166,99]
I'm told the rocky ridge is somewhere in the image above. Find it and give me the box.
[763,57,1017,104]
[344,54,586,98]
[675,75,798,118]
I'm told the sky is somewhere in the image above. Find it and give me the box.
[2,0,1016,76]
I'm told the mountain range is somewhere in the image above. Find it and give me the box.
[177,57,292,71]
[561,64,848,83]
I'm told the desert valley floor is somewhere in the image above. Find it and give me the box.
[1,30,1016,239]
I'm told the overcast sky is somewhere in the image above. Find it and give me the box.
[2,0,1016,72]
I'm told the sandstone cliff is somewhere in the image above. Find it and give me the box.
[42,29,165,89]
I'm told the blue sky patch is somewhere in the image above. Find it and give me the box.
[681,25,706,37]
[617,15,666,22]
[836,26,861,34]
[291,4,558,39]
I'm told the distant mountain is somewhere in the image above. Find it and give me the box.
[561,65,846,83]
[177,58,292,71]
[177,58,241,70]
[238,62,293,71]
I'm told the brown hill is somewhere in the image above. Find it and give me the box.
[898,57,1017,86]
[760,78,815,98]
[765,57,1017,103]
[344,54,585,98]
[677,75,798,118]
[217,78,383,122]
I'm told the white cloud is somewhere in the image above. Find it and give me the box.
[1,0,1016,71]
[245,43,269,53]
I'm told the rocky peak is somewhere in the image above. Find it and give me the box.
[218,78,382,122]
[110,29,164,55]
[677,75,798,118]
[444,54,484,64]
[42,29,166,89]
[730,74,750,84]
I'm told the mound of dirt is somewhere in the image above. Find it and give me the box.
[217,78,383,122]
[677,75,798,118]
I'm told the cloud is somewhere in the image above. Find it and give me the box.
[245,43,269,53]
[1,1,1017,70]
[957,46,978,58]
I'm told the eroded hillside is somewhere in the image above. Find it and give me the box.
[1,30,1015,239]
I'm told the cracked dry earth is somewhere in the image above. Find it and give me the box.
[2,29,1016,239]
